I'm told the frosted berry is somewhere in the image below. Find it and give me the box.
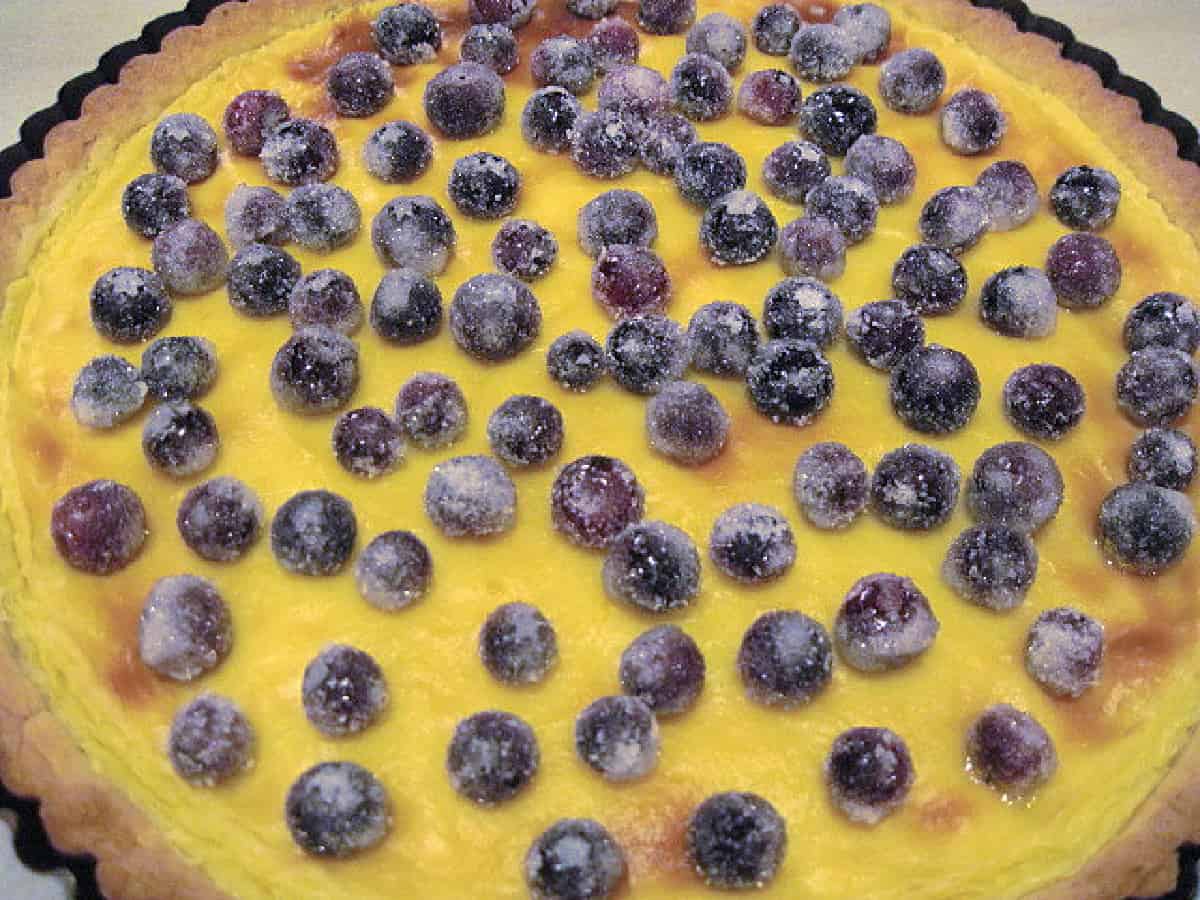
[551,455,645,549]
[709,503,795,583]
[1099,482,1194,574]
[327,51,394,118]
[834,572,938,671]
[975,160,1040,231]
[395,372,468,449]
[804,175,878,244]
[488,394,565,467]
[833,3,891,63]
[603,520,701,613]
[121,173,189,238]
[261,118,339,186]
[285,762,390,858]
[1025,608,1104,699]
[579,189,657,258]
[966,442,1064,534]
[302,644,388,736]
[1003,364,1086,440]
[1050,165,1120,231]
[596,64,671,124]
[675,141,746,208]
[51,481,146,574]
[763,276,843,347]
[222,90,289,157]
[619,625,705,715]
[374,3,442,65]
[1046,232,1122,309]
[332,406,404,478]
[878,47,944,113]
[870,444,960,530]
[547,331,606,391]
[493,219,558,281]
[151,113,218,184]
[638,0,696,35]
[575,695,659,781]
[152,219,229,296]
[285,183,361,252]
[844,134,916,205]
[168,694,254,787]
[589,16,639,73]
[638,112,696,175]
[605,315,690,394]
[737,69,802,126]
[979,266,1057,339]
[738,610,832,707]
[942,523,1038,611]
[965,705,1057,798]
[363,120,434,182]
[424,455,517,537]
[355,530,432,611]
[918,186,989,254]
[889,344,980,434]
[142,402,219,477]
[447,711,540,803]
[423,62,505,139]
[793,441,869,529]
[138,575,231,681]
[1124,292,1200,354]
[288,270,363,335]
[177,476,263,563]
[687,301,759,377]
[779,216,846,281]
[891,244,968,315]
[370,268,442,344]
[140,336,217,402]
[746,339,835,426]
[460,23,519,74]
[531,36,596,95]
[753,5,801,55]
[227,243,300,317]
[525,819,626,900]
[825,727,913,826]
[846,299,925,369]
[449,273,541,362]
[686,13,748,72]
[448,151,522,219]
[687,792,787,890]
[568,0,618,20]
[371,195,456,275]
[1129,428,1197,491]
[271,490,357,575]
[941,89,1006,155]
[571,110,640,178]
[479,602,558,684]
[592,245,672,319]
[1117,348,1199,428]
[71,356,147,429]
[468,0,536,29]
[522,86,583,154]
[799,85,876,156]
[671,53,733,121]
[224,185,290,248]
[646,380,730,465]
[789,24,855,83]
[700,190,779,266]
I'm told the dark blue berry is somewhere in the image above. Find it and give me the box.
[374,3,442,65]
[447,711,539,803]
[327,51,394,118]
[1046,232,1121,309]
[1003,363,1086,439]
[551,455,645,549]
[362,120,434,182]
[493,220,558,281]
[424,455,517,537]
[224,185,290,248]
[568,0,618,19]
[804,175,878,244]
[891,244,968,315]
[140,336,217,401]
[763,276,843,347]
[547,330,607,391]
[605,315,690,394]
[1050,165,1120,231]
[671,52,733,121]
[449,273,541,361]
[833,3,891,63]
[1124,292,1200,354]
[142,402,220,477]
[700,190,778,266]
[285,183,361,252]
[355,530,432,610]
[575,695,659,781]
[423,62,505,139]
[979,266,1057,338]
[825,727,912,826]
[152,219,229,295]
[709,503,795,583]
[638,112,696,175]
[789,24,855,83]
[151,113,218,184]
[371,195,456,275]
[1117,348,1198,427]
[168,694,253,787]
[779,216,846,281]
[227,243,300,317]
[941,89,1006,155]
[975,160,1040,231]
[121,173,189,238]
[675,141,746,208]
[687,792,787,890]
[571,110,640,178]
[1025,608,1104,699]
[889,344,981,434]
[844,134,916,205]
[1129,428,1197,491]
[531,36,597,95]
[834,572,938,671]
[332,406,404,478]
[687,301,759,377]
[603,520,701,612]
[222,90,290,157]
[686,12,748,72]
[488,394,564,467]
[589,16,640,73]
[370,268,442,343]
[177,476,263,563]
[138,575,231,681]
[646,381,730,465]
[753,4,801,55]
[737,69,802,126]
[918,186,989,254]
[746,338,834,426]
[737,610,832,707]
[479,602,558,684]
[460,23,519,74]
[261,118,339,186]
[269,326,359,415]
[942,523,1038,611]
[597,65,671,121]
[302,644,388,736]
[285,762,390,857]
[878,47,945,114]
[638,0,695,35]
[619,625,705,716]
[799,84,876,157]
[793,441,869,529]
[468,0,536,29]
[870,444,960,530]
[289,269,363,334]
[395,372,468,448]
[448,151,522,219]
[1099,481,1194,574]
[846,299,925,370]
[966,705,1056,797]
[578,189,657,258]
[50,480,146,575]
[525,819,626,900]
[965,441,1064,534]
[271,490,356,575]
[522,86,583,154]
[71,356,147,429]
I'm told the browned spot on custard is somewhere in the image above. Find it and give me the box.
[612,795,698,886]
[797,0,838,25]
[104,596,159,707]
[917,792,973,833]
[287,15,376,83]
[24,425,64,478]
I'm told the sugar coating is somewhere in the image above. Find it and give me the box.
[222,90,289,157]
[686,12,748,72]
[637,0,696,35]
[645,380,730,465]
[965,704,1057,799]
[227,243,300,317]
[285,183,361,252]
[639,112,696,175]
[487,394,565,467]
[460,23,519,74]
[1046,232,1122,309]
[326,51,395,118]
[619,624,705,715]
[671,52,733,121]
[71,355,147,429]
[1050,165,1121,231]
[598,64,672,121]
[753,5,802,56]
[261,119,339,186]
[449,151,522,221]
[269,326,359,414]
[550,455,645,549]
[289,269,363,334]
[687,301,759,377]
[1025,608,1104,699]
[745,338,835,426]
[176,476,263,563]
[1117,347,1199,427]
[140,336,217,402]
[834,572,939,671]
[152,219,229,296]
[799,84,877,156]
[522,86,583,154]
[355,530,433,611]
[846,299,925,370]
[1128,427,1198,491]
[675,141,746,208]
[371,195,457,275]
[578,189,658,259]
[605,314,691,394]
[447,710,540,804]
[524,819,626,900]
[708,502,795,583]
[574,695,659,781]
[979,266,1057,339]
[301,644,388,737]
[284,761,390,858]
[270,489,358,576]
[870,444,960,531]
[374,3,442,65]
[941,89,1007,155]
[700,190,779,266]
[224,185,290,248]
[942,523,1038,611]
[370,268,443,344]
[531,36,596,95]
[568,0,618,19]
[804,175,879,244]
[975,160,1040,231]
[738,610,832,707]
[602,520,701,612]
[1003,363,1086,440]
[1099,481,1195,574]
[571,110,640,178]
[1124,291,1200,354]
[493,219,558,281]
[789,24,856,83]
[889,343,981,434]
[879,47,945,114]
[50,480,147,575]
[142,402,220,477]
[424,455,517,537]
[150,113,218,184]
[737,69,802,126]
[844,134,916,205]
[919,185,989,254]
[138,575,231,681]
[891,243,968,315]
[167,694,254,787]
[833,3,891,63]
[589,16,640,73]
[331,406,405,478]
[824,727,913,827]
[687,792,787,890]
[779,216,847,282]
[591,245,672,320]
[395,372,468,448]
[423,62,505,139]
[762,276,843,347]
[793,441,870,529]
[362,120,434,183]
[479,602,558,684]
[468,0,537,29]
[546,330,606,391]
[966,441,1064,534]
[449,272,541,361]
[121,172,190,238]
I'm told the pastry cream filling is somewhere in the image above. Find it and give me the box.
[1,1,1198,897]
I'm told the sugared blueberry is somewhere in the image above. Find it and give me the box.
[793,441,869,529]
[479,602,558,684]
[737,69,802,126]
[799,84,877,156]
[745,338,835,426]
[941,89,1006,155]
[374,2,442,65]
[302,644,388,736]
[1129,428,1197,491]
[468,0,536,29]
[362,120,434,183]
[979,266,1057,339]
[942,523,1038,611]
[834,572,939,671]
[1025,607,1104,699]
[687,792,787,890]
[591,245,672,319]
[1046,232,1122,309]
[568,0,619,19]
[167,694,254,787]
[327,51,394,118]
[552,455,645,549]
[605,315,690,394]
[222,90,289,157]
[889,343,980,434]
[424,455,517,537]
[671,52,733,121]
[449,273,541,362]
[140,335,217,401]
[824,727,913,826]
[448,152,522,219]
[151,113,218,184]
[423,61,505,139]
[395,372,468,448]
[918,186,989,254]
[460,23,520,74]
[686,13,748,72]
[844,134,916,205]
[152,219,229,296]
[578,189,658,258]
[965,705,1057,798]
[638,0,696,35]
[779,216,847,281]
[447,710,540,803]
[700,190,779,265]
[891,244,968,316]
[804,175,878,244]
[1124,292,1200,354]
[975,160,1040,231]
[285,762,390,857]
[965,442,1064,534]
[752,4,801,56]
[488,395,564,467]
[332,406,404,478]
[619,624,705,715]
[675,141,746,208]
[789,24,855,83]
[142,402,219,477]
[285,183,361,252]
[1002,364,1086,440]
[260,118,339,186]
[687,301,759,377]
[878,47,945,114]
[121,173,189,238]
[571,110,640,178]
[531,36,596,95]
[289,269,363,335]
[603,520,701,612]
[846,299,925,369]
[1050,165,1120,231]
[138,575,231,681]
[177,476,263,563]
[525,819,626,900]
[1099,481,1195,574]
[575,695,659,781]
[51,480,147,574]
[738,610,832,707]
[493,219,558,281]
[638,112,696,175]
[224,185,290,248]
[271,490,356,575]
[370,268,442,344]
[870,444,960,530]
[833,3,891,63]
[522,86,583,154]
[227,243,300,317]
[763,276,843,347]
[589,16,640,73]
[71,355,147,429]
[547,330,607,392]
[371,195,457,275]
[709,503,795,583]
[645,380,730,465]
[355,530,433,611]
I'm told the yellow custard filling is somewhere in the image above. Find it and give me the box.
[1,1,1198,897]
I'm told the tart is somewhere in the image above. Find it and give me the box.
[1,0,1198,898]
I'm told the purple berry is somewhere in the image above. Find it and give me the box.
[979,266,1057,338]
[522,86,583,154]
[355,530,433,610]
[844,134,916,205]
[793,441,869,529]
[142,402,220,477]
[167,694,254,787]
[966,442,1064,534]
[638,0,696,35]
[1025,608,1105,699]
[619,625,705,715]
[395,372,468,448]
[1045,232,1122,309]
[846,299,925,370]
[825,727,912,826]
[878,47,944,113]
[424,455,517,537]
[603,520,701,612]
[177,476,263,563]
[492,219,558,281]
[605,314,690,394]
[151,113,218,184]
[891,244,967,315]
[738,610,832,707]
[687,793,787,890]
[671,53,733,121]
[889,344,980,434]
[568,0,618,19]
[269,326,359,415]
[789,24,855,83]
[121,173,189,238]
[918,185,990,254]
[547,330,606,392]
[525,819,626,900]
[71,355,147,429]
[449,273,541,362]
[447,710,540,803]
[1125,292,1200,354]
[551,455,645,549]
[709,503,795,583]
[261,118,339,185]
[686,13,748,72]
[638,112,696,175]
[271,490,357,575]
[805,175,878,244]
[138,575,231,681]
[222,90,289,157]
[700,190,779,266]
[289,269,363,334]
[575,695,659,781]
[468,0,536,29]
[224,185,290,248]
[942,523,1038,611]
[746,338,835,426]
[227,243,300,317]
[763,276,843,347]
[332,406,404,478]
[1116,348,1198,427]
[327,51,394,117]
[833,3,891,63]
[646,380,730,465]
[488,394,565,467]
[460,23,519,74]
[1099,482,1195,574]
[675,141,746,208]
[752,4,801,55]
[941,89,1006,155]
[448,151,521,219]
[965,705,1057,798]
[285,762,390,858]
[975,160,1039,231]
[285,184,361,252]
[779,216,846,281]
[51,481,146,575]
[302,644,388,737]
[1003,363,1086,439]
[374,3,442,65]
[370,268,442,344]
[479,602,558,684]
[597,65,671,121]
[737,69,802,126]
[799,84,876,156]
[571,110,640,178]
[589,16,640,73]
[362,120,434,182]
[531,36,596,95]
[687,301,759,377]
[591,245,672,320]
[371,195,456,275]
[834,572,938,671]
[870,444,960,530]
[423,62,505,139]
[152,218,229,296]
[1129,428,1197,491]
[579,189,657,258]
[1050,165,1121,231]
[140,336,217,402]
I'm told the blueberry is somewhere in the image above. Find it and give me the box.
[177,476,264,563]
[1050,165,1120,231]
[547,331,607,392]
[804,175,879,244]
[1003,363,1086,440]
[793,441,869,529]
[449,273,541,362]
[846,299,925,370]
[571,110,640,178]
[1025,608,1104,699]
[1045,232,1122,309]
[919,186,989,254]
[551,455,645,549]
[1129,428,1198,491]
[460,23,519,74]
[1099,481,1195,574]
[493,219,559,280]
[395,372,468,448]
[975,160,1040,231]
[285,762,390,858]
[1124,292,1200,354]
[687,301,759,377]
[332,406,404,478]
[285,183,361,252]
[121,173,189,238]
[302,644,388,737]
[700,190,779,266]
[355,530,433,610]
[150,113,218,184]
[687,792,787,890]
[605,315,690,395]
[942,523,1038,611]
[225,185,291,248]
[226,244,300,318]
[746,338,835,426]
[671,53,733,121]
[138,575,231,681]
[51,480,147,575]
[424,455,517,537]
[71,355,147,429]
[941,89,1006,155]
[468,0,536,29]
[965,442,1064,534]
[597,65,672,121]
[737,610,832,707]
[271,490,357,575]
[424,62,505,139]
[638,112,696,176]
[752,4,801,56]
[525,819,626,900]
[488,394,565,467]
[447,710,540,803]
[140,336,217,401]
[522,86,584,154]
[891,244,968,316]
[479,602,558,684]
[645,380,730,465]
[619,625,705,715]
[90,267,172,345]
[531,36,597,95]
[709,503,795,583]
[222,90,290,157]
[167,694,254,787]
[799,85,877,156]
[579,189,657,261]
[568,0,618,19]
[261,118,339,186]
[327,51,394,117]
[789,24,855,83]
[591,246,672,321]
[737,69,802,126]
[686,13,748,72]
[833,3,892,63]
[844,135,916,206]
[834,572,938,671]
[370,268,443,343]
[675,141,746,208]
[589,16,640,73]
[763,276,843,347]
[825,726,912,827]
[779,216,847,281]
[603,520,701,613]
[638,0,696,35]
[575,695,659,781]
[289,269,363,335]
[979,266,1057,339]
[371,195,457,275]
[373,3,442,65]
[448,151,522,219]
[870,444,960,530]
[965,705,1057,798]
[362,120,434,182]
[152,218,229,296]
[890,344,980,434]
[878,47,945,114]
[142,402,220,477]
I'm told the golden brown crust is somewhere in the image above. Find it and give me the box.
[0,2,1197,898]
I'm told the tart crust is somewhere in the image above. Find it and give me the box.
[0,2,1196,898]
